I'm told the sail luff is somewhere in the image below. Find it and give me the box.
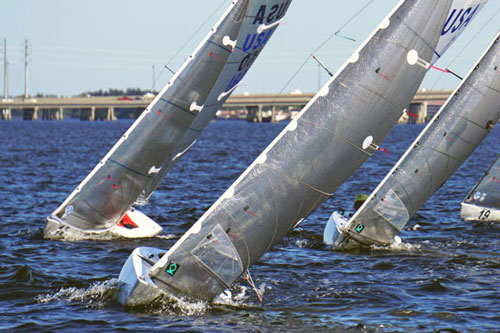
[344,29,500,246]
[148,0,453,300]
[48,0,247,231]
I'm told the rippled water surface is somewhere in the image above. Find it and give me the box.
[1,119,500,331]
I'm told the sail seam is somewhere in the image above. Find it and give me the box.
[108,159,152,178]
[80,198,114,225]
[159,98,197,117]
[455,115,488,135]
[420,146,461,162]
[298,118,372,156]
[206,40,232,54]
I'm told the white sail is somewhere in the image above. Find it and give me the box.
[116,0,458,305]
[461,154,500,221]
[336,29,500,248]
[140,0,290,201]
[45,0,266,238]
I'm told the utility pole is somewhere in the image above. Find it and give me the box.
[152,64,156,92]
[317,62,321,91]
[3,39,7,99]
[24,39,28,99]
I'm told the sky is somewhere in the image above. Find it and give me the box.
[1,0,500,97]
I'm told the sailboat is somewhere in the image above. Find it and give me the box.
[116,0,464,305]
[45,0,281,239]
[461,154,500,221]
[326,28,500,249]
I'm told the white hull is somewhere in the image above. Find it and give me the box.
[323,211,347,246]
[117,247,165,306]
[44,208,162,240]
[323,211,360,249]
[460,202,500,222]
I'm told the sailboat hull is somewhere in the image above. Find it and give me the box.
[44,209,162,239]
[460,202,500,222]
[118,247,165,306]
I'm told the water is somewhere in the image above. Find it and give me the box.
[1,118,500,331]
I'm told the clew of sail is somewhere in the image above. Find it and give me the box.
[140,0,290,201]
[461,154,500,221]
[45,0,251,234]
[341,30,500,247]
[140,1,454,302]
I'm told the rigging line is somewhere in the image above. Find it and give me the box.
[270,0,375,104]
[422,4,500,100]
[333,0,375,42]
[152,0,228,90]
[243,270,263,302]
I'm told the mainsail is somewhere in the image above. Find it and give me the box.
[461,154,500,221]
[46,0,281,234]
[139,0,455,301]
[338,29,500,247]
[139,0,291,203]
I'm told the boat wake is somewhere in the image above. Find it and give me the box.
[43,228,122,241]
[371,236,422,252]
[36,278,266,315]
[35,279,120,307]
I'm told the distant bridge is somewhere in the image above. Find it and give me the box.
[0,90,451,123]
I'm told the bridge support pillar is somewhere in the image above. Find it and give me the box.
[56,108,64,120]
[23,107,38,120]
[80,107,96,121]
[246,105,263,122]
[408,102,427,124]
[271,106,277,123]
[1,108,11,120]
[107,106,115,121]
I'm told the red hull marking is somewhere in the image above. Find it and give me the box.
[117,213,138,229]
